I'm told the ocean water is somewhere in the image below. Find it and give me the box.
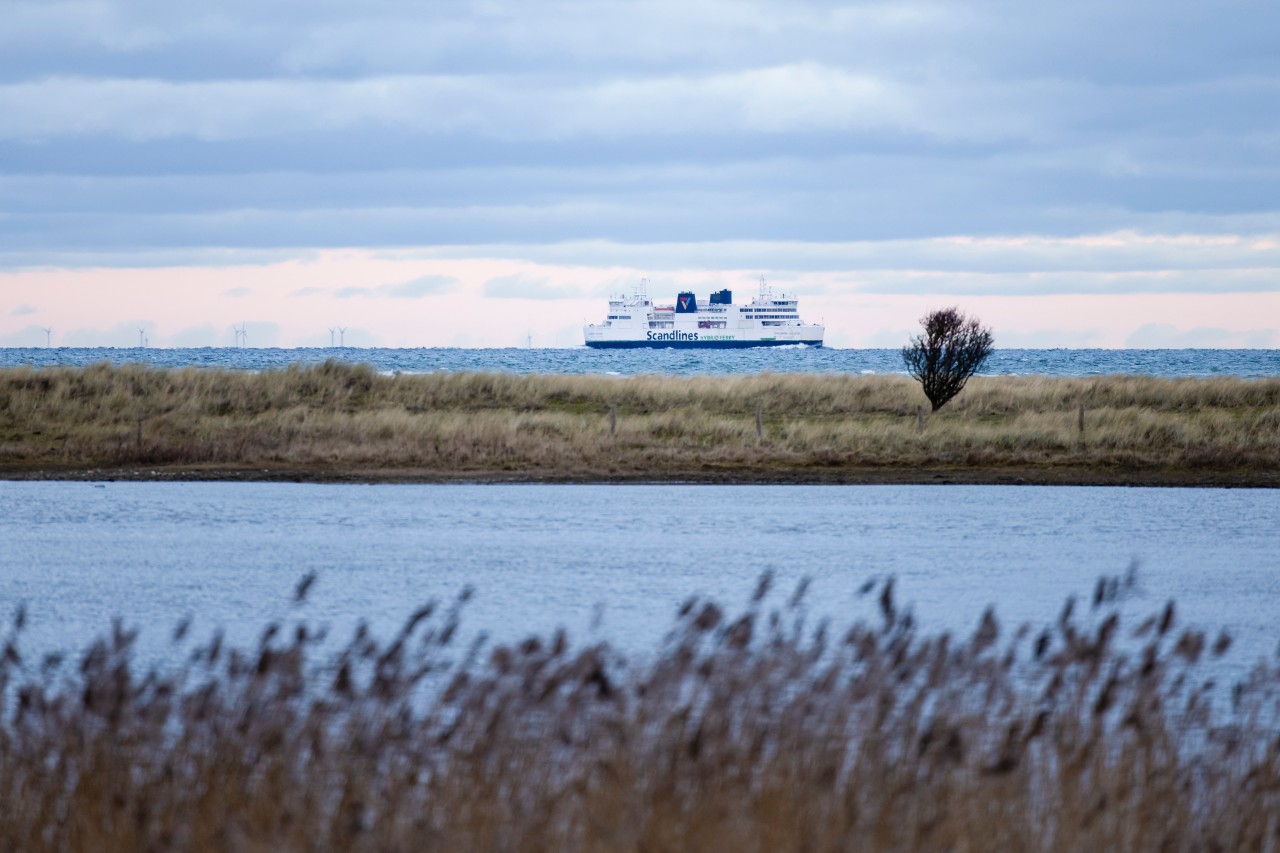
[1,346,1278,377]
[2,482,1277,682]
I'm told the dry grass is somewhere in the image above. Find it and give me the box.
[1,573,1277,851]
[2,361,1279,481]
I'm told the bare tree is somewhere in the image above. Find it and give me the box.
[902,307,994,411]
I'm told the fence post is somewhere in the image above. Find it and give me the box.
[916,405,924,434]
[756,403,763,440]
[1078,403,1085,435]
[609,404,617,435]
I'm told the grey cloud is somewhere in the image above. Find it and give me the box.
[8,146,1280,254]
[335,275,458,298]
[0,324,49,346]
[12,0,1251,92]
[0,246,316,271]
[59,321,159,348]
[382,274,457,297]
[1124,324,1278,348]
[220,321,280,348]
[996,328,1108,348]
[11,304,36,315]
[0,69,932,142]
[0,1,975,80]
[437,239,1280,296]
[223,286,251,297]
[3,0,1280,295]
[315,326,378,347]
[483,273,586,299]
[863,326,917,348]
[844,268,1280,297]
[166,324,220,347]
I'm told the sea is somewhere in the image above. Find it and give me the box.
[1,345,1279,377]
[1,346,1278,685]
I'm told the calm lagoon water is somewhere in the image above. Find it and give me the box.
[2,482,1278,680]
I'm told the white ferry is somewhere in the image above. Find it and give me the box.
[584,278,824,349]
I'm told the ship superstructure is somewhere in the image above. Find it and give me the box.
[584,278,824,348]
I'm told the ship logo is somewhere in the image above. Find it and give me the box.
[679,296,689,310]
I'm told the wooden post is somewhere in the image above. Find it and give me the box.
[136,416,144,457]
[916,405,924,434]
[1078,403,1085,434]
[756,403,763,440]
[609,404,617,435]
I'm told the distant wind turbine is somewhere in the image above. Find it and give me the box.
[328,327,336,347]
[42,327,51,347]
[338,327,347,347]
[139,327,147,348]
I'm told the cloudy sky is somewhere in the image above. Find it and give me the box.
[2,0,1279,348]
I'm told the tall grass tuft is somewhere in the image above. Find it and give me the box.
[1,575,1277,850]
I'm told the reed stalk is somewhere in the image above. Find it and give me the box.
[0,574,1275,851]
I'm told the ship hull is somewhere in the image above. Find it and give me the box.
[585,339,823,349]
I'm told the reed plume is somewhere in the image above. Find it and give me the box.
[1,574,1276,850]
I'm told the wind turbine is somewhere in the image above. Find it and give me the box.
[328,327,336,347]
[42,327,51,347]
[139,327,147,348]
[338,327,347,347]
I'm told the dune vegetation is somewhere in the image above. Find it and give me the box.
[1,573,1277,850]
[1,360,1279,484]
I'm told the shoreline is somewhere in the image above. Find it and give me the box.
[4,463,1277,488]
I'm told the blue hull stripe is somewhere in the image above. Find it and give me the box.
[585,340,824,349]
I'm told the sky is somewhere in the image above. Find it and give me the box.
[2,0,1279,349]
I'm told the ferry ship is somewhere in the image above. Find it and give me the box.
[584,278,824,348]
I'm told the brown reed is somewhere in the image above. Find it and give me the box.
[1,573,1277,851]
[2,361,1279,483]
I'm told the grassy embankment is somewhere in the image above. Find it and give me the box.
[2,360,1279,484]
[1,574,1277,850]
